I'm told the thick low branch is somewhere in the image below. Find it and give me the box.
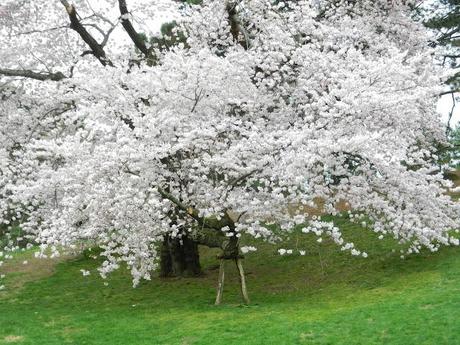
[157,187,239,256]
[0,68,66,81]
[157,187,204,225]
[190,225,227,248]
[444,54,460,59]
[226,1,249,49]
[118,0,150,56]
[60,0,113,67]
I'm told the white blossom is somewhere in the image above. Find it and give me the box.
[0,0,458,286]
[80,270,91,277]
[241,246,257,254]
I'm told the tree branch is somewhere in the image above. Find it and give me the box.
[157,187,203,224]
[101,20,119,47]
[440,89,460,96]
[226,1,249,50]
[60,0,113,67]
[118,0,149,56]
[0,68,66,81]
[446,92,456,136]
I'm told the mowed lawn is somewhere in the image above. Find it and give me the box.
[1,212,460,345]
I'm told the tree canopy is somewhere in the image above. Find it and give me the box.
[0,0,459,300]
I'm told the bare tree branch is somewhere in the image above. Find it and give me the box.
[157,187,204,225]
[118,0,149,56]
[0,68,66,81]
[60,0,113,67]
[447,92,456,136]
[13,25,69,37]
[440,89,460,96]
[101,19,119,47]
[82,23,106,38]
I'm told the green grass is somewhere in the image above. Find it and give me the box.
[0,217,459,345]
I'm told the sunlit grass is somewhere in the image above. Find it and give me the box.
[1,215,459,344]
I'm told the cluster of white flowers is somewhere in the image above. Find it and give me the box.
[240,246,257,254]
[80,269,91,277]
[278,249,294,256]
[0,0,458,285]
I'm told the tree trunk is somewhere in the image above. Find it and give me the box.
[159,214,250,304]
[159,233,202,277]
[159,236,173,277]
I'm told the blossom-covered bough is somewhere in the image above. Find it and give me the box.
[1,0,459,304]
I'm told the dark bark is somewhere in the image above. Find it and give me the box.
[159,236,173,277]
[0,68,66,81]
[60,0,113,66]
[118,0,150,56]
[226,2,249,49]
[159,233,202,277]
[157,188,249,303]
[181,235,201,276]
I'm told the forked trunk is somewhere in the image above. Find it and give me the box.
[158,210,250,304]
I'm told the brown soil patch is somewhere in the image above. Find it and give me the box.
[3,335,24,343]
[288,197,351,217]
[0,251,72,298]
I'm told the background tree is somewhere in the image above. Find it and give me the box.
[413,0,460,170]
[417,0,460,128]
[448,124,460,168]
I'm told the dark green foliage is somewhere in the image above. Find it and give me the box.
[132,21,189,66]
[418,0,460,91]
[148,0,202,53]
[0,224,27,249]
[150,21,188,51]
[424,1,460,36]
[436,124,460,169]
[448,124,460,168]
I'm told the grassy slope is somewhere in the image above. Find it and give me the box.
[0,216,460,345]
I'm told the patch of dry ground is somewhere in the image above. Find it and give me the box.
[0,250,71,298]
[2,335,24,343]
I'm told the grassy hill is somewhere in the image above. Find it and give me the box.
[1,215,460,345]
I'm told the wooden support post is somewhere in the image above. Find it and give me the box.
[215,259,225,305]
[235,258,250,304]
